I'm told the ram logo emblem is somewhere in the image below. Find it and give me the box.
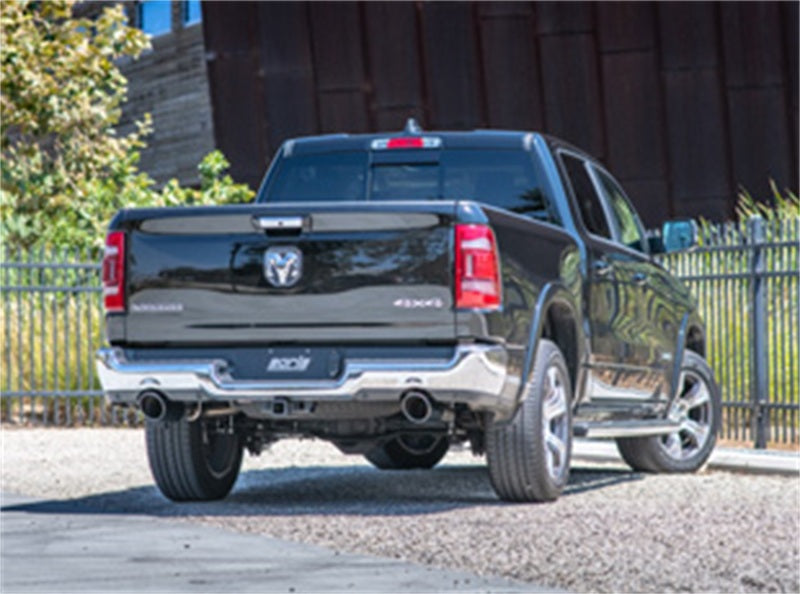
[264,246,303,288]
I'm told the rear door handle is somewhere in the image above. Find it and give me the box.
[593,259,612,277]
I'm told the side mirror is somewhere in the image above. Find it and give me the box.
[661,220,698,253]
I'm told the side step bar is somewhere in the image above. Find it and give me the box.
[573,419,680,439]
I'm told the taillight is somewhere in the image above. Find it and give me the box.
[387,137,425,149]
[454,224,501,310]
[370,136,442,150]
[102,231,126,313]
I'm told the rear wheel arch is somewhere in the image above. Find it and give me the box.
[519,282,583,409]
[541,299,581,401]
[686,324,705,357]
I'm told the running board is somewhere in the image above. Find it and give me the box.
[573,419,680,439]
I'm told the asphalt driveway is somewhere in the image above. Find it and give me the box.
[1,492,533,593]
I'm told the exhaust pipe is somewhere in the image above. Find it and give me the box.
[400,390,434,424]
[137,390,183,422]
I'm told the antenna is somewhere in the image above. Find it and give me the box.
[404,118,422,135]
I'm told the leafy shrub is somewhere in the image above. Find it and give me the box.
[735,181,800,222]
[0,0,253,254]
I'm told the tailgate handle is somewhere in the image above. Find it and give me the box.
[254,216,304,232]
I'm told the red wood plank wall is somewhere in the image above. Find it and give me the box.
[202,1,798,225]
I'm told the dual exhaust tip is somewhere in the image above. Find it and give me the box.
[137,390,183,422]
[138,389,436,425]
[400,390,435,424]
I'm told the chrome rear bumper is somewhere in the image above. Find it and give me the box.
[96,344,516,416]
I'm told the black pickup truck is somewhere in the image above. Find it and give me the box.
[97,121,720,503]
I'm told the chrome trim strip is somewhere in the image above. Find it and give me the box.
[96,344,511,414]
[576,420,680,438]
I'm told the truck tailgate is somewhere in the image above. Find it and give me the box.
[119,203,457,344]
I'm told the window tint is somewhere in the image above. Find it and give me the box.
[138,0,172,36]
[441,151,556,223]
[182,0,201,25]
[370,150,554,222]
[371,163,438,201]
[562,155,611,239]
[268,152,367,201]
[263,149,559,224]
[593,168,647,252]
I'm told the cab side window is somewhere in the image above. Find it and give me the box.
[592,168,648,253]
[561,154,612,239]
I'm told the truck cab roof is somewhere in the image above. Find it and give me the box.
[281,122,593,169]
[282,121,542,155]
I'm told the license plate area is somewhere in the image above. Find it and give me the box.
[228,347,342,381]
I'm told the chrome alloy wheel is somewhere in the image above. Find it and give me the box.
[661,369,714,461]
[542,364,570,481]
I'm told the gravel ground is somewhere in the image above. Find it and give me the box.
[2,427,798,593]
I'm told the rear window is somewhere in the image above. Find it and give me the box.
[261,149,557,223]
[267,152,368,201]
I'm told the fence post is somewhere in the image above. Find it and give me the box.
[749,216,768,448]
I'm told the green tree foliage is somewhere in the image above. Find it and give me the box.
[1,0,253,252]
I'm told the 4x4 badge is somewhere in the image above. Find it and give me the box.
[264,246,302,288]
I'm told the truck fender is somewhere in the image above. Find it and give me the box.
[513,282,584,412]
[667,313,702,407]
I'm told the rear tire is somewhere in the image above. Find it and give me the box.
[616,350,720,473]
[486,339,572,502]
[145,417,243,501]
[365,434,449,470]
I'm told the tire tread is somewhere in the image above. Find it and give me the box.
[145,418,242,501]
[486,340,572,503]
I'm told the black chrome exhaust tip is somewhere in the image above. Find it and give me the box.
[400,390,434,424]
[137,390,183,422]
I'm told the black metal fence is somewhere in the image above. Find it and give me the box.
[658,217,799,447]
[0,247,138,427]
[1,217,798,447]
